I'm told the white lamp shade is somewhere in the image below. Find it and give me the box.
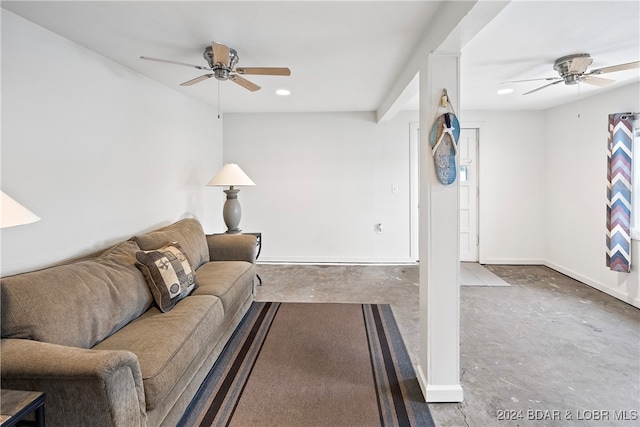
[207,163,255,187]
[1,192,41,228]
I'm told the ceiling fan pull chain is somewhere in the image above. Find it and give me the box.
[577,83,581,118]
[217,80,221,119]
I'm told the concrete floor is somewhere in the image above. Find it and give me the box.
[254,263,640,426]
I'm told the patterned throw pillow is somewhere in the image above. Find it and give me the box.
[135,242,198,312]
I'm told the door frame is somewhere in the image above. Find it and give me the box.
[409,122,420,261]
[459,127,479,262]
[461,121,483,263]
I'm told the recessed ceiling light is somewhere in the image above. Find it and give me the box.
[497,88,514,95]
[276,89,291,96]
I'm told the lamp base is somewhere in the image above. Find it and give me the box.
[223,188,243,234]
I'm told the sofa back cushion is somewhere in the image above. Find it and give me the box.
[132,218,209,270]
[1,240,153,349]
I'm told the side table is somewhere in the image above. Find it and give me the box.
[1,389,45,427]
[242,232,263,286]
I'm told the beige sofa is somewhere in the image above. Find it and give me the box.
[1,218,256,426]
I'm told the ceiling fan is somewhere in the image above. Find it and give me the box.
[141,42,291,92]
[502,53,640,95]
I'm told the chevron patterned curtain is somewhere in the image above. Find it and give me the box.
[606,112,634,273]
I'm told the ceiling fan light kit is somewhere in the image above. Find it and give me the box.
[141,42,291,92]
[501,53,640,95]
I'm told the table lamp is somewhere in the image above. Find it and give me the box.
[1,191,41,228]
[207,164,255,234]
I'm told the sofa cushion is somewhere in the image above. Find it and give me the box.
[93,295,224,411]
[136,242,198,312]
[132,218,209,270]
[193,261,254,314]
[1,241,153,349]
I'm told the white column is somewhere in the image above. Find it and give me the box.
[416,53,463,403]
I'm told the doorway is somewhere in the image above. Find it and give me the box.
[409,124,479,262]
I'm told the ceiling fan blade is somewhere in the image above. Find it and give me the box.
[501,76,560,84]
[229,75,261,91]
[589,60,640,75]
[180,74,214,86]
[140,56,209,70]
[236,67,291,76]
[568,56,593,74]
[582,75,615,87]
[213,42,230,67]
[523,79,564,95]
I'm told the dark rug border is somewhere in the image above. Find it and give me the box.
[366,304,435,427]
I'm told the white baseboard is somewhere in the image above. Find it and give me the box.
[416,364,464,403]
[416,364,428,400]
[481,258,639,309]
[481,258,545,265]
[257,256,416,265]
[544,261,640,309]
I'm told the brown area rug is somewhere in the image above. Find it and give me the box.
[178,302,434,427]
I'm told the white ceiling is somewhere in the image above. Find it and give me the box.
[458,0,640,111]
[2,1,639,115]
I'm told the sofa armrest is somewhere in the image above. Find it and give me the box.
[206,234,257,263]
[1,338,147,427]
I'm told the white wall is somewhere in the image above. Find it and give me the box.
[463,93,639,307]
[1,11,224,276]
[222,110,418,263]
[544,83,640,307]
[5,9,635,306]
[461,110,546,264]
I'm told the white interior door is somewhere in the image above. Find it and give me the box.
[459,128,478,262]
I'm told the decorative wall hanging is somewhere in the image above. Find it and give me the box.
[606,112,635,273]
[429,89,460,185]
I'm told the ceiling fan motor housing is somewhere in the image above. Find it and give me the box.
[213,69,229,80]
[553,53,593,85]
[562,74,582,85]
[203,45,239,80]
